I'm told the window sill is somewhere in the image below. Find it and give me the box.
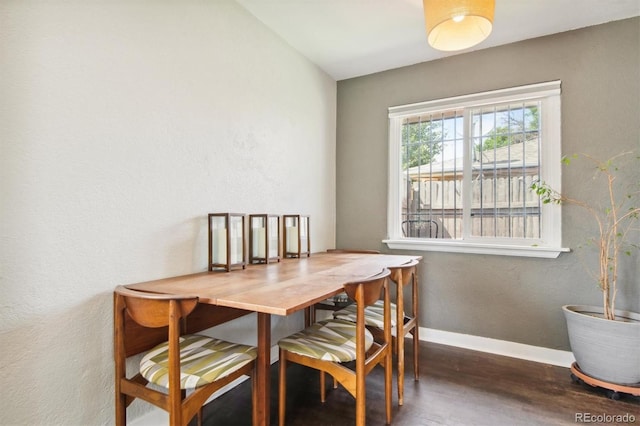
[383,239,569,258]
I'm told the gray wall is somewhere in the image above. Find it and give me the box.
[336,18,640,350]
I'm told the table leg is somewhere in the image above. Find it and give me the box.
[256,312,271,426]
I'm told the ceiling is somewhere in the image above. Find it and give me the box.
[235,0,640,81]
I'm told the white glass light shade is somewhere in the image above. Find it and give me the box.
[423,0,494,51]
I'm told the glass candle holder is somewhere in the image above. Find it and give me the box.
[249,214,280,264]
[283,215,310,258]
[208,213,246,271]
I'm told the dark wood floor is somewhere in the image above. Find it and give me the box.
[202,340,640,425]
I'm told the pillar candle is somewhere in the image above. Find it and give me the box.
[230,221,242,264]
[253,227,266,258]
[268,228,278,258]
[213,228,226,264]
[286,226,298,252]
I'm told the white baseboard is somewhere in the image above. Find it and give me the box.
[129,330,573,425]
[421,326,575,368]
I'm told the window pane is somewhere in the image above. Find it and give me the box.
[470,102,542,238]
[402,109,464,239]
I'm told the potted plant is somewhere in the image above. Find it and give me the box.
[532,151,640,386]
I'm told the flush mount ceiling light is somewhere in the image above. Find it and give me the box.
[423,0,495,51]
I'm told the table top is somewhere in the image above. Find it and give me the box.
[125,252,421,316]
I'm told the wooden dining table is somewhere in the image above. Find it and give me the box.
[124,251,422,425]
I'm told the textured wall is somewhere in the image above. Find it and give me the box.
[0,1,336,424]
[336,18,640,350]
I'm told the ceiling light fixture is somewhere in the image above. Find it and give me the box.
[423,0,495,52]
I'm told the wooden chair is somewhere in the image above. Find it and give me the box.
[114,286,258,426]
[306,249,381,326]
[334,259,419,405]
[278,269,393,426]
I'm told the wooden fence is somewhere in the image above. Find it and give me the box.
[403,174,541,239]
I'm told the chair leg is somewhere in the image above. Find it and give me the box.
[355,384,365,426]
[305,305,317,327]
[252,369,258,426]
[278,350,287,426]
[320,371,326,403]
[385,347,393,425]
[413,328,419,380]
[115,390,126,426]
[397,335,405,406]
[168,390,184,426]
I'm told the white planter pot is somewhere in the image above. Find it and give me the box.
[563,305,640,385]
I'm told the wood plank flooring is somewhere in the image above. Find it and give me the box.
[202,340,640,425]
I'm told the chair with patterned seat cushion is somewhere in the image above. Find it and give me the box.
[334,259,419,406]
[307,249,381,326]
[114,286,258,426]
[278,269,392,426]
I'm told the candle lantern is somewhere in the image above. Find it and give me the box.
[283,215,310,258]
[208,213,246,272]
[249,214,281,264]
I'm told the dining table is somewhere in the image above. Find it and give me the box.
[124,251,422,425]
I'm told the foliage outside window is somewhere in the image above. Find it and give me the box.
[385,81,567,258]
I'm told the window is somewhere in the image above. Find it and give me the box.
[384,81,568,258]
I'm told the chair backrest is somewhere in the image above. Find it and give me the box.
[389,259,419,289]
[342,268,390,308]
[114,286,201,360]
[114,285,199,328]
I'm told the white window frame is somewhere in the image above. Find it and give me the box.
[384,81,569,258]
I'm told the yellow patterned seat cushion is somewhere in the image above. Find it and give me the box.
[334,300,399,330]
[140,334,257,390]
[278,319,374,363]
